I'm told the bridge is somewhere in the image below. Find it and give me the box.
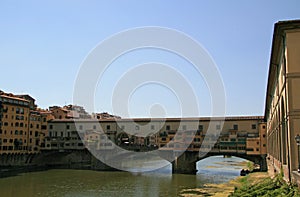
[86,127,267,174]
[46,117,267,174]
[154,128,267,174]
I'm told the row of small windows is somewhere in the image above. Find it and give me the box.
[1,110,46,123]
[0,98,29,106]
[0,138,26,144]
[0,129,39,137]
[2,115,27,121]
[2,122,27,128]
[49,123,261,132]
[49,131,79,138]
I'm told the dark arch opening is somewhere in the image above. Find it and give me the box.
[116,132,130,145]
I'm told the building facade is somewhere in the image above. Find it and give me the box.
[45,117,266,160]
[265,20,300,182]
[0,91,54,154]
[0,92,31,153]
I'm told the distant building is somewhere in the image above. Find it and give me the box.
[264,20,300,183]
[92,112,121,120]
[49,105,91,119]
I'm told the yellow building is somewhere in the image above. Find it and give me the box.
[154,117,266,156]
[0,91,54,154]
[265,20,300,183]
[0,92,31,153]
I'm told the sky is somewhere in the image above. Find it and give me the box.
[0,1,300,118]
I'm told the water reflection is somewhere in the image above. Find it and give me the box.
[0,156,246,197]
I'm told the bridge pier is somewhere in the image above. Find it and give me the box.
[172,152,198,175]
[259,155,267,172]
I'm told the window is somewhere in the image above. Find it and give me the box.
[233,124,238,130]
[257,141,259,145]
[252,124,256,129]
[61,132,63,137]
[262,125,266,129]
[198,125,203,131]
[216,125,221,130]
[36,124,39,129]
[15,130,18,135]
[66,125,70,130]
[106,125,110,130]
[35,131,39,137]
[79,125,83,130]
[49,125,53,129]
[263,134,266,138]
[256,148,259,151]
[166,125,170,130]
[151,125,155,130]
[93,125,96,130]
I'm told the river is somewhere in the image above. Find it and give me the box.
[0,156,246,197]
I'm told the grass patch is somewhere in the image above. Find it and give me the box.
[229,173,300,197]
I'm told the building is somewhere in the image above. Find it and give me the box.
[28,109,54,152]
[92,112,121,120]
[49,105,91,119]
[264,20,300,183]
[155,117,266,156]
[0,91,31,153]
[45,117,266,159]
[0,91,54,154]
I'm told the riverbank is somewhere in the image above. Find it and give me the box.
[180,172,269,197]
[229,172,300,196]
[180,172,300,197]
[180,160,250,196]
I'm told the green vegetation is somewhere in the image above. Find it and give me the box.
[246,161,254,171]
[229,173,300,197]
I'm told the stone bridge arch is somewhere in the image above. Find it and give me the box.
[158,150,267,174]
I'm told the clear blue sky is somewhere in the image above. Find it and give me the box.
[0,1,299,117]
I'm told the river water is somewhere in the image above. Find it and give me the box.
[0,156,246,197]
